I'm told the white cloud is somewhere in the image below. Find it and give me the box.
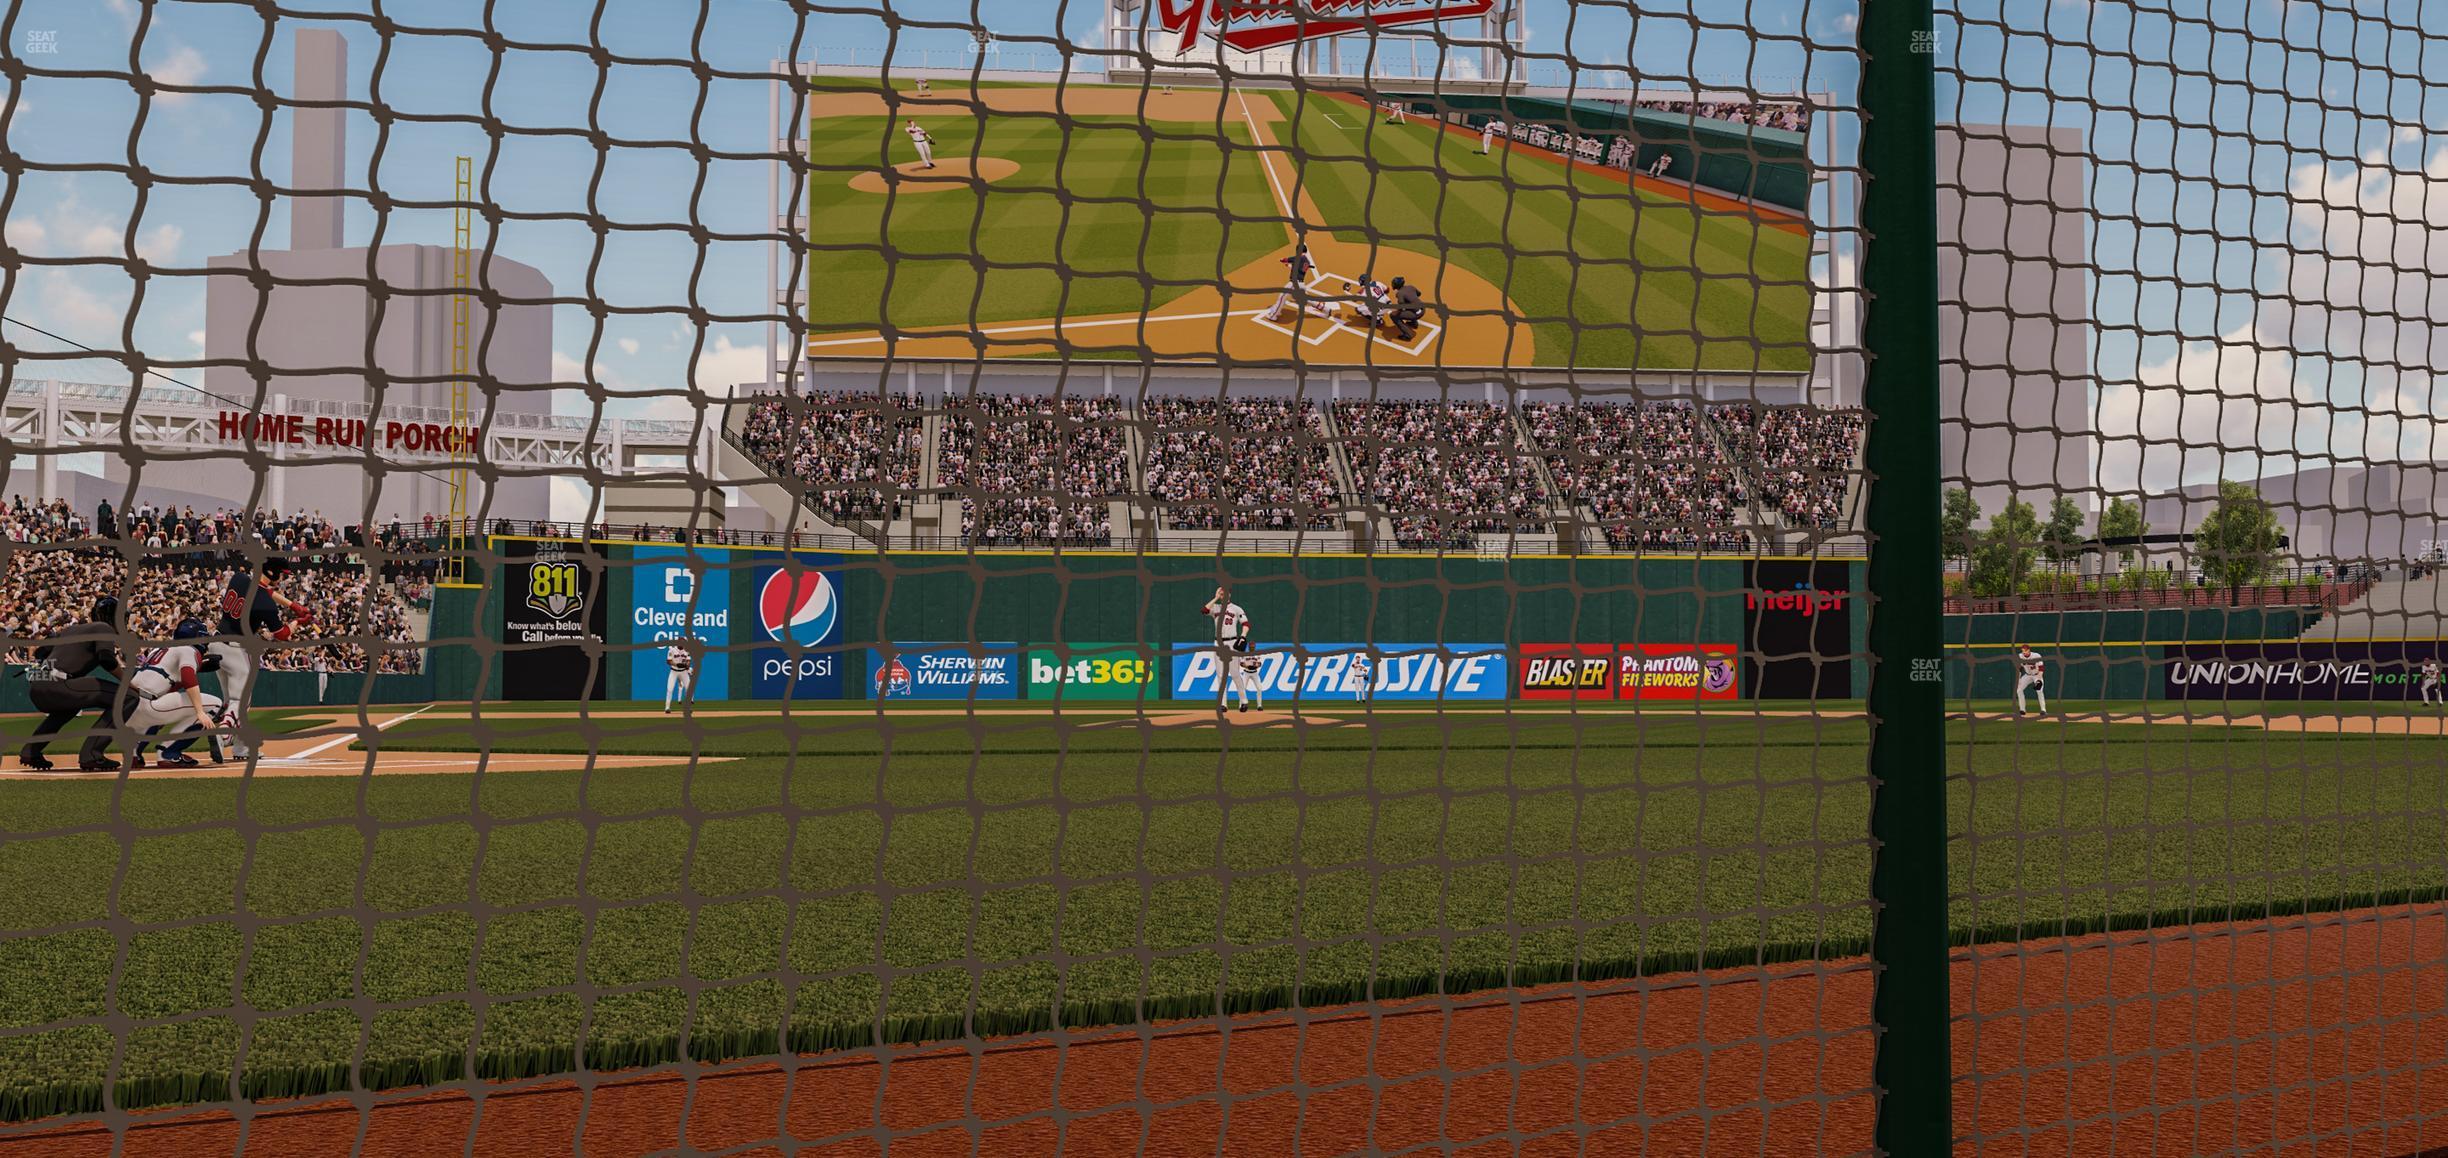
[37,270,125,333]
[616,337,640,356]
[186,328,206,353]
[13,188,153,259]
[137,222,183,263]
[2094,324,2321,494]
[2265,142,2448,371]
[684,334,770,393]
[146,46,206,107]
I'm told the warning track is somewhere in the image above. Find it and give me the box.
[10,904,2440,1155]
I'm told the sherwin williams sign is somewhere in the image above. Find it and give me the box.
[629,546,728,701]
[1026,645,1158,700]
[749,559,844,699]
[1168,643,1507,701]
[869,644,1021,700]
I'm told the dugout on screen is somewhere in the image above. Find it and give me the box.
[1744,559,1852,699]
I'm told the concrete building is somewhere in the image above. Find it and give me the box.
[1936,122,2094,521]
[2142,461,2448,564]
[185,28,554,524]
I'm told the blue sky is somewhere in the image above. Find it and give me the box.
[3,0,2442,515]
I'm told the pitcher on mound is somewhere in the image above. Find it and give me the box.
[1203,586,1259,713]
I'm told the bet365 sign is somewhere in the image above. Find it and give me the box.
[1025,644,1158,700]
[1151,0,1495,54]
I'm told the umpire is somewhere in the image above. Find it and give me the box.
[17,597,129,772]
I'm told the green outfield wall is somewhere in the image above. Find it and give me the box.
[0,544,2340,711]
[1942,606,2319,700]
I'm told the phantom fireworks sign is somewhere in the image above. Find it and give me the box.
[1150,0,1495,54]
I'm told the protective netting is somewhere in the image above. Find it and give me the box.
[2,0,2435,1154]
[1935,2,2448,1154]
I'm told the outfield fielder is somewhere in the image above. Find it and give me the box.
[905,120,937,169]
[664,639,696,714]
[2013,645,2048,716]
[2421,658,2443,706]
[1204,586,1259,712]
[1480,118,1503,154]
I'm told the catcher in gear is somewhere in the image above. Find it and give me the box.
[1339,277,1393,331]
[127,619,231,769]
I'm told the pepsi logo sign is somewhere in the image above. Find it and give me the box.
[758,569,838,648]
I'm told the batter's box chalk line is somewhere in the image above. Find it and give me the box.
[1249,268,1442,356]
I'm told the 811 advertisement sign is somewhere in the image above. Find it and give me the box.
[750,558,844,699]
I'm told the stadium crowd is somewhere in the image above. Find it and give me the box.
[736,394,924,524]
[1525,401,1753,551]
[939,395,1133,546]
[730,391,1868,550]
[1333,401,1552,548]
[0,497,428,672]
[1142,399,1343,531]
[1631,98,1812,132]
[1714,406,1865,529]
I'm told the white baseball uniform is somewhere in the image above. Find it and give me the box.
[1205,599,1254,708]
[1231,653,1266,710]
[906,123,935,168]
[1480,120,1502,153]
[2013,649,2047,714]
[126,645,226,751]
[1349,654,1373,702]
[2421,660,2442,706]
[664,644,695,712]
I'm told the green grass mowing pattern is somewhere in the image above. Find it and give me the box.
[808,114,1285,335]
[1264,92,1813,371]
[0,708,336,752]
[2,716,2444,1117]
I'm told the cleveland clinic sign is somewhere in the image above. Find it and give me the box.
[1150,0,1494,53]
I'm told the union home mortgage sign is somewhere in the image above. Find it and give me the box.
[214,411,480,456]
[1152,0,1496,54]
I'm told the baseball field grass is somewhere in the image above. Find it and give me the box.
[807,113,1285,336]
[807,84,1812,369]
[2,705,2441,1118]
[1263,92,1814,371]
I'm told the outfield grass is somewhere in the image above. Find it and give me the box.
[808,114,1285,334]
[2,711,2442,1117]
[803,89,1812,370]
[1266,93,1813,371]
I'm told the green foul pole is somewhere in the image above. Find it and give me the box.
[1858,0,1952,1153]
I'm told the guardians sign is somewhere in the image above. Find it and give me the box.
[1152,0,1495,54]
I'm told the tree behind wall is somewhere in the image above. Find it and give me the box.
[2194,480,2285,587]
[1967,497,2040,597]
[2098,496,2146,568]
[2041,497,2085,570]
[1940,487,1981,563]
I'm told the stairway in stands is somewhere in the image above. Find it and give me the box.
[2296,569,2448,640]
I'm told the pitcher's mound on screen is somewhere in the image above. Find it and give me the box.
[1122,708,1340,729]
[847,157,1020,195]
